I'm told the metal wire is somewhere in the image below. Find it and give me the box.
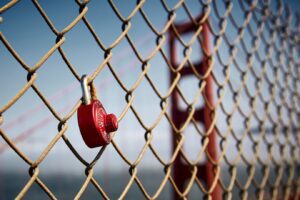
[0,0,299,199]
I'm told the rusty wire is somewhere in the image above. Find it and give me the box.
[0,0,300,199]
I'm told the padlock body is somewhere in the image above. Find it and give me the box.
[77,100,111,148]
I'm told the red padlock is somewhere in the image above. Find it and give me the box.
[77,75,118,148]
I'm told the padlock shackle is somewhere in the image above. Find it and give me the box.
[80,74,91,105]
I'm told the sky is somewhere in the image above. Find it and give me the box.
[0,0,299,177]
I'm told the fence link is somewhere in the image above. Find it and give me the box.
[0,0,300,199]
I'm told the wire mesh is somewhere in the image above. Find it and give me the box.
[0,0,300,199]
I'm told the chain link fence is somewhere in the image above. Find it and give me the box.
[0,0,300,199]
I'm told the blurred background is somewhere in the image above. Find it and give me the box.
[1,0,299,199]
